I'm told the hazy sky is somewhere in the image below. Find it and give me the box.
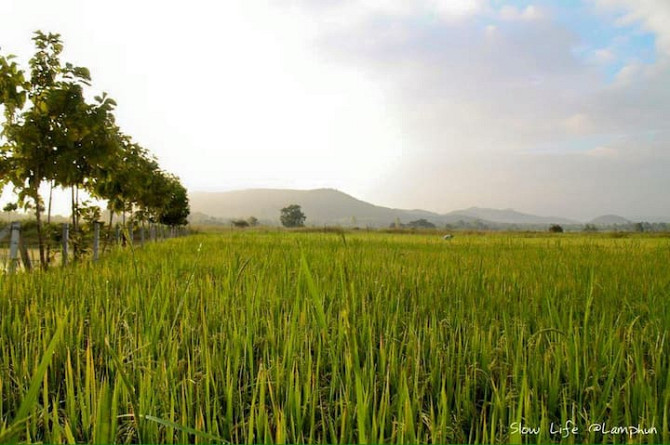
[1,0,669,220]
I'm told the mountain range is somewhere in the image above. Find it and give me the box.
[188,188,643,228]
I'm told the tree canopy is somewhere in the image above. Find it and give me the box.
[280,204,306,228]
[0,31,190,268]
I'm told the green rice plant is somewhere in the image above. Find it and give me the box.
[0,231,668,443]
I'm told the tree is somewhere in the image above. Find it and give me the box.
[54,91,119,235]
[2,31,190,264]
[0,32,68,268]
[3,202,17,224]
[231,219,249,228]
[634,222,647,233]
[156,174,190,226]
[2,202,18,213]
[549,224,564,233]
[407,218,436,229]
[280,204,306,228]
[247,216,259,227]
[0,51,27,193]
[92,135,147,228]
[583,223,598,232]
[1,31,100,268]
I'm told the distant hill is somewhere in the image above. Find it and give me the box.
[189,188,581,228]
[189,188,443,227]
[446,207,578,225]
[590,214,631,225]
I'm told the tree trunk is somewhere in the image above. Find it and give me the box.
[35,206,46,270]
[46,180,54,265]
[71,186,77,259]
[32,183,47,271]
[47,180,54,224]
[75,186,79,230]
[71,187,75,229]
[122,210,126,246]
[103,207,114,254]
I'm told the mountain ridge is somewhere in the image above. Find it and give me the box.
[188,188,637,227]
[589,214,631,225]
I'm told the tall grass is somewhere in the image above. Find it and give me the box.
[0,231,668,443]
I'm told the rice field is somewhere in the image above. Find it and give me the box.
[0,230,669,444]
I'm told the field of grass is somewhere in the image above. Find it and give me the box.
[0,231,669,443]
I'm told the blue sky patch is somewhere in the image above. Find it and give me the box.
[490,0,657,82]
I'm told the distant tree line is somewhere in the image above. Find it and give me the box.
[0,31,189,269]
[387,219,670,232]
[231,216,259,228]
[390,218,436,229]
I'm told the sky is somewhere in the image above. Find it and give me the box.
[0,0,669,221]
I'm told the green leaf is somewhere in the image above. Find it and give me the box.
[4,313,67,441]
[141,414,229,444]
[300,253,327,332]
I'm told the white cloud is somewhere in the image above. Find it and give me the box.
[484,24,497,39]
[355,0,416,17]
[499,5,544,21]
[594,0,670,57]
[593,48,615,64]
[563,113,595,135]
[432,0,488,20]
[585,146,618,157]
[612,61,641,85]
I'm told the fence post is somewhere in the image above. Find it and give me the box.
[129,222,134,244]
[62,223,69,267]
[19,236,32,271]
[150,224,156,242]
[8,222,20,274]
[93,222,100,261]
[140,225,145,246]
[116,225,121,245]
